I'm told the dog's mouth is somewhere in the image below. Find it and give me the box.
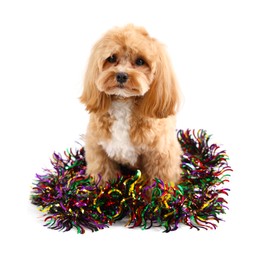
[106,85,141,97]
[117,84,125,89]
[116,84,137,91]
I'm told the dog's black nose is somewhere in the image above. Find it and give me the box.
[116,72,128,83]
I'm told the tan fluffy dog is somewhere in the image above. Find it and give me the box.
[80,24,182,185]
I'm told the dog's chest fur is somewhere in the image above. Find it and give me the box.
[99,100,138,166]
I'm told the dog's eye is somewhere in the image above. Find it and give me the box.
[135,58,145,66]
[106,55,117,63]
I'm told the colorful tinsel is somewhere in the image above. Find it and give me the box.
[31,129,232,233]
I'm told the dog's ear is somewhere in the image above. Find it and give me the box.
[80,46,111,114]
[137,43,181,118]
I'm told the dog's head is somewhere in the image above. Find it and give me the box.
[80,24,180,118]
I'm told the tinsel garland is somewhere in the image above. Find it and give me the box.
[31,129,232,233]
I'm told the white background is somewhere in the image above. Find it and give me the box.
[1,0,255,259]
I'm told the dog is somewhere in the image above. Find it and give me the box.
[80,24,182,186]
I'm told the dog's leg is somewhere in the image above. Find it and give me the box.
[141,148,182,185]
[85,142,119,185]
